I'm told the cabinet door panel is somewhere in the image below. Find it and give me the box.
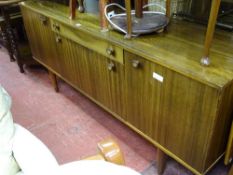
[21,7,59,72]
[87,50,125,117]
[224,122,233,165]
[124,51,219,172]
[54,36,83,85]
[159,69,219,172]
[125,52,164,139]
[55,37,124,117]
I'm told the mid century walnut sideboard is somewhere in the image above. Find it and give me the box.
[20,1,233,175]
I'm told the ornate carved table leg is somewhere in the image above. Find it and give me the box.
[157,148,167,175]
[48,70,59,92]
[1,7,14,62]
[1,6,24,73]
[11,38,24,73]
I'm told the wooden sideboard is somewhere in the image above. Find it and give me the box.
[20,1,233,175]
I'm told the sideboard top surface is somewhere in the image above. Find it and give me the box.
[20,1,233,89]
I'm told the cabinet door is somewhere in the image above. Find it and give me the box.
[20,7,59,72]
[225,122,233,165]
[53,35,84,86]
[124,51,220,172]
[54,36,124,117]
[124,51,164,139]
[87,49,125,118]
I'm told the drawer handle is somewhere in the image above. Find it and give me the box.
[53,23,60,31]
[39,15,47,25]
[106,47,115,56]
[108,62,115,71]
[132,60,140,68]
[55,36,62,43]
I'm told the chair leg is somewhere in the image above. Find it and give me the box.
[8,27,25,73]
[17,59,24,73]
[1,7,15,62]
[157,148,167,175]
[1,6,26,73]
[48,70,59,92]
[1,26,14,61]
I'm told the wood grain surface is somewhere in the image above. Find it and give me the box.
[20,2,233,175]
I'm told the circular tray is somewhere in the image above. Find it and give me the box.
[110,12,168,35]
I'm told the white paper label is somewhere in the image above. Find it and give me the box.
[153,72,164,82]
[108,11,115,18]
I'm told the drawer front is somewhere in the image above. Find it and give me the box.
[51,19,124,64]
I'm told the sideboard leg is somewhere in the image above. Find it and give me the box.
[229,165,233,175]
[48,70,59,92]
[157,148,167,175]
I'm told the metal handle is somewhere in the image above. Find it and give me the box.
[39,15,47,25]
[55,36,62,43]
[108,62,115,71]
[106,47,115,56]
[104,3,127,35]
[132,60,140,68]
[53,23,60,31]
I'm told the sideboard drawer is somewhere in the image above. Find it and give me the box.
[51,19,124,64]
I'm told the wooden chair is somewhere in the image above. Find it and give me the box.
[0,0,33,73]
[0,5,16,62]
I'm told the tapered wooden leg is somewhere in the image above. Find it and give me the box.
[99,0,109,31]
[157,149,167,175]
[166,0,171,18]
[48,70,59,92]
[135,0,143,18]
[69,0,77,20]
[201,0,221,66]
[125,0,132,39]
[229,165,233,175]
